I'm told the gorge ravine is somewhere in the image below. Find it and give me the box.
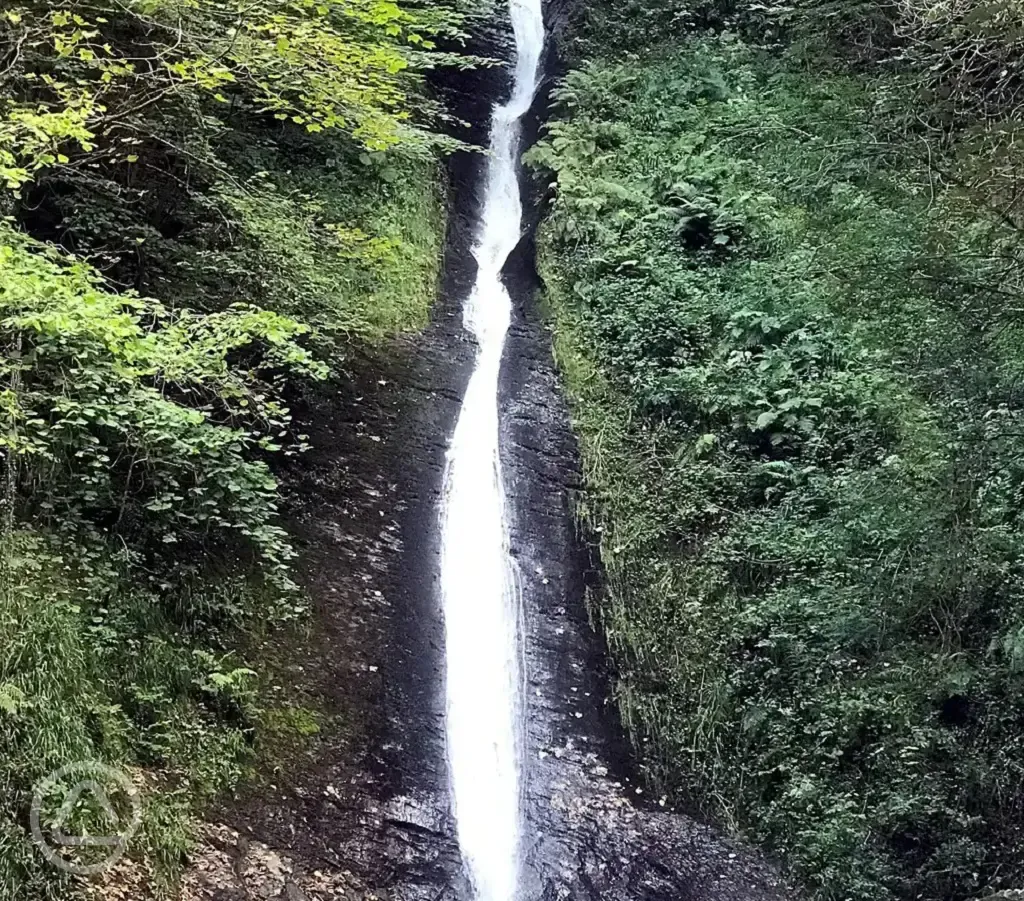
[186,4,796,900]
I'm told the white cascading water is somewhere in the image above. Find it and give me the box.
[439,3,545,901]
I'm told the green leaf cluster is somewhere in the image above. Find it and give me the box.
[0,223,328,582]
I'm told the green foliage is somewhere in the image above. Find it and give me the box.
[0,0,461,893]
[0,224,326,584]
[0,0,472,183]
[536,32,1024,901]
[0,0,461,341]
[201,140,445,340]
[0,532,272,898]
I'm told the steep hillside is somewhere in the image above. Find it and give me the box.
[534,3,1024,899]
[0,1,479,896]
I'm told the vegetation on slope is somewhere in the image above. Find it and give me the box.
[0,0,477,896]
[533,3,1024,899]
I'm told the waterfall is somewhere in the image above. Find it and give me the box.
[439,3,545,901]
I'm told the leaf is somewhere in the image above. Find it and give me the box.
[0,684,27,716]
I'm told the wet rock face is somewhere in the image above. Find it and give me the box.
[185,4,793,901]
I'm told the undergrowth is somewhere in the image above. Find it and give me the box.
[0,532,284,898]
[534,34,1024,901]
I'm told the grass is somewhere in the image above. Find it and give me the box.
[349,156,447,339]
[206,140,446,345]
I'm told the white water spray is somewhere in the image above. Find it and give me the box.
[439,3,545,901]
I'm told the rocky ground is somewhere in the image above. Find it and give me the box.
[179,4,794,900]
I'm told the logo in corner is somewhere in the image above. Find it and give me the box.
[30,761,143,875]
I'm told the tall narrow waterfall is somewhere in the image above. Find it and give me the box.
[439,3,545,901]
